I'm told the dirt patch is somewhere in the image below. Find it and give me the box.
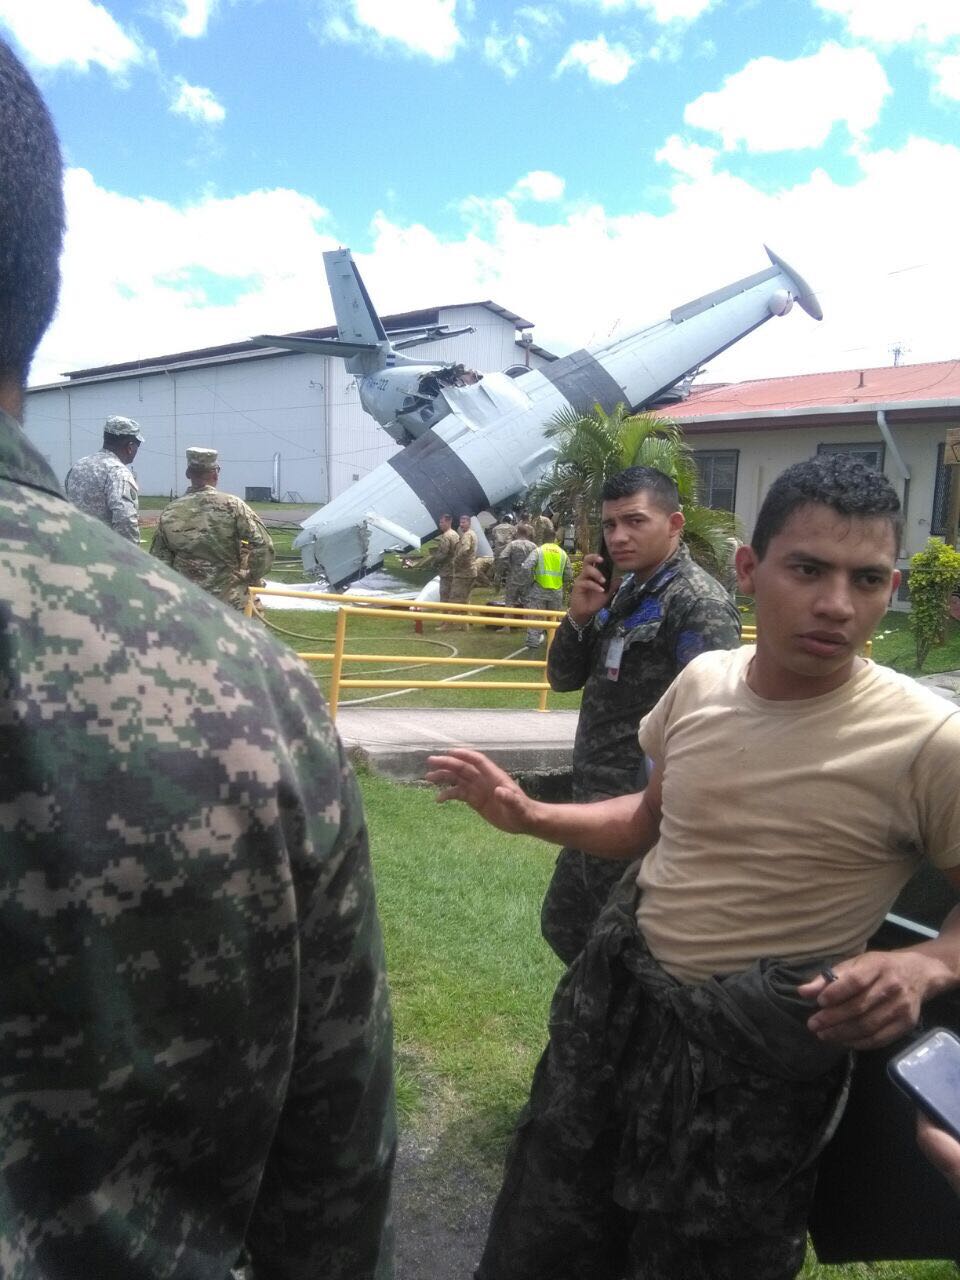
[394,1130,493,1279]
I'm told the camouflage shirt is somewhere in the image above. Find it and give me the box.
[496,537,537,589]
[488,522,515,556]
[452,527,478,578]
[423,527,460,577]
[0,410,395,1279]
[547,544,741,801]
[150,486,275,611]
[64,448,140,543]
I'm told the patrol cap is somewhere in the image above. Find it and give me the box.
[104,414,144,442]
[186,446,219,469]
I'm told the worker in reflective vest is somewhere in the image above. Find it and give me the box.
[522,540,572,647]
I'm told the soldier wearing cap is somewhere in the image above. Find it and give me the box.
[64,413,143,542]
[150,446,275,611]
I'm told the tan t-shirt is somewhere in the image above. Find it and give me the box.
[636,646,960,983]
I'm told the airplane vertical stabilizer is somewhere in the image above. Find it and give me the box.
[324,248,389,346]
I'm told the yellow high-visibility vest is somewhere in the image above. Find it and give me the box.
[534,543,566,589]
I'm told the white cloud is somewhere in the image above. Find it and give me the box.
[0,0,144,73]
[557,33,634,83]
[510,170,566,201]
[684,43,891,151]
[815,0,960,45]
[29,136,960,406]
[483,6,558,77]
[931,52,960,99]
[31,171,335,382]
[580,0,714,21]
[484,27,533,77]
[655,134,716,179]
[170,77,226,124]
[322,0,463,61]
[161,0,218,39]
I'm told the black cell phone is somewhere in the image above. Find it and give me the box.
[596,531,614,586]
[888,1027,960,1142]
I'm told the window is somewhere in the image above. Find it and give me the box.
[694,449,738,512]
[816,441,885,471]
[931,443,951,538]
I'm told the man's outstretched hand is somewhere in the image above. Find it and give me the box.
[425,748,539,835]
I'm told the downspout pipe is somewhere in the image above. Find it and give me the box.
[876,409,910,480]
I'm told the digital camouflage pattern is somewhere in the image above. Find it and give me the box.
[543,544,741,962]
[64,448,140,543]
[0,410,395,1280]
[495,536,537,608]
[150,486,275,611]
[478,877,848,1280]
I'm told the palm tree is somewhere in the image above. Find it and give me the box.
[529,403,739,580]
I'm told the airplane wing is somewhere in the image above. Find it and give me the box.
[250,334,379,358]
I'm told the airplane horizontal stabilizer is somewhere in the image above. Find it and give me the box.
[251,334,379,359]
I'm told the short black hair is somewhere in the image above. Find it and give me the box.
[600,465,679,514]
[0,39,64,384]
[751,454,902,560]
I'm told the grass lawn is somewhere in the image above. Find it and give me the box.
[362,771,960,1277]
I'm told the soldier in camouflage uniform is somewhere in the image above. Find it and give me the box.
[494,521,537,632]
[0,41,394,1280]
[409,511,459,603]
[488,513,516,557]
[531,510,555,545]
[150,446,275,611]
[495,521,536,604]
[64,413,143,542]
[543,466,740,963]
[449,512,478,607]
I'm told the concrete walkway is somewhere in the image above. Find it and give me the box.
[335,705,579,780]
[336,667,960,782]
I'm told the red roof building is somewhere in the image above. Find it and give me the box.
[655,360,960,590]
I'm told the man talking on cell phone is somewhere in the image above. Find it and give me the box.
[542,464,740,963]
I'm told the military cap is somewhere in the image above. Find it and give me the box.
[104,414,144,442]
[186,446,219,469]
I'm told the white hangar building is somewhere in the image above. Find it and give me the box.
[23,301,556,505]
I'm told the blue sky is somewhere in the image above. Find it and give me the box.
[5,0,960,386]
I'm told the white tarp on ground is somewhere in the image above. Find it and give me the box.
[258,571,438,611]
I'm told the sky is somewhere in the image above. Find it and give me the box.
[5,0,960,389]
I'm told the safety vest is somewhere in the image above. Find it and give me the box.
[534,542,566,589]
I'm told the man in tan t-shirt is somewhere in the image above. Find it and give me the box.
[426,453,960,1280]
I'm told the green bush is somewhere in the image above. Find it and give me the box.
[908,537,960,669]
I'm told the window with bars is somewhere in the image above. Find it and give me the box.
[694,449,739,512]
[816,441,886,471]
[931,443,951,538]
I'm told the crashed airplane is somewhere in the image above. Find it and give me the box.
[252,246,822,587]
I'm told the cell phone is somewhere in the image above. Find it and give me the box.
[888,1027,960,1142]
[596,531,614,587]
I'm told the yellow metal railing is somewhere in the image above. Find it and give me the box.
[246,591,872,718]
[246,587,567,718]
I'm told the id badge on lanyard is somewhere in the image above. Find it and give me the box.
[605,634,625,682]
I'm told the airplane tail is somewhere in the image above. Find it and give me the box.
[324,248,389,346]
